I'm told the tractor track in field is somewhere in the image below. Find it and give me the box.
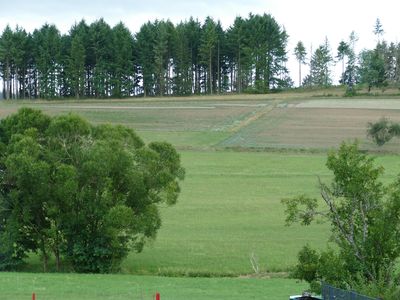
[228,100,281,133]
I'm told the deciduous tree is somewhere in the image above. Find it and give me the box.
[0,108,185,273]
[282,142,400,297]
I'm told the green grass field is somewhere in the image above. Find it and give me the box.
[1,93,400,298]
[0,272,307,300]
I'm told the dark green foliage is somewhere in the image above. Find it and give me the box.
[135,21,157,97]
[293,246,349,293]
[282,142,400,297]
[111,23,135,97]
[359,47,387,91]
[68,35,85,98]
[32,24,62,99]
[307,39,333,87]
[292,245,319,284]
[367,118,400,146]
[0,108,184,273]
[0,14,289,99]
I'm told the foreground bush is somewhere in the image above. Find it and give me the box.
[0,108,184,273]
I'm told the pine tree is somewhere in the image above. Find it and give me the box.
[199,17,217,94]
[309,39,333,87]
[111,22,134,98]
[153,20,174,96]
[68,35,85,98]
[226,17,245,93]
[294,41,307,87]
[173,21,192,95]
[373,18,384,42]
[336,41,350,81]
[89,19,113,98]
[32,24,62,99]
[185,18,202,94]
[136,22,157,97]
[0,26,14,100]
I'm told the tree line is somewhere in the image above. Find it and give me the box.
[294,19,400,93]
[1,16,400,99]
[0,14,290,99]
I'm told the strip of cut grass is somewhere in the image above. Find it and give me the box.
[136,130,231,149]
[0,272,308,300]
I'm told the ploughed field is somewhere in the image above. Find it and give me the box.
[1,95,400,298]
[3,97,400,151]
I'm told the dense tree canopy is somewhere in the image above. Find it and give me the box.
[0,14,290,99]
[0,108,185,273]
[2,16,400,98]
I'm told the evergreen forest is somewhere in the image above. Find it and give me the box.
[1,15,400,99]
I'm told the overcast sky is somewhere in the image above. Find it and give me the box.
[1,0,399,85]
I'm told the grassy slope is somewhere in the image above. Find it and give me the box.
[0,272,307,300]
[124,151,330,275]
[22,151,399,276]
[123,151,400,276]
[1,91,400,298]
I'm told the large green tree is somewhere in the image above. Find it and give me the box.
[89,19,113,98]
[199,17,218,94]
[67,34,86,99]
[282,142,400,297]
[359,47,387,91]
[32,24,62,99]
[0,25,14,99]
[306,39,333,87]
[136,21,157,97]
[226,17,247,93]
[0,108,185,273]
[111,22,135,97]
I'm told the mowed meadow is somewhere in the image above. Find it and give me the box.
[1,93,400,299]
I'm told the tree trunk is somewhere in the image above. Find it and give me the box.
[230,64,233,92]
[238,49,241,93]
[143,77,147,97]
[2,76,5,99]
[217,40,220,94]
[209,48,212,94]
[342,59,345,82]
[54,247,61,272]
[41,238,48,273]
[7,67,11,100]
[299,61,302,87]
[15,73,19,99]
[22,70,26,99]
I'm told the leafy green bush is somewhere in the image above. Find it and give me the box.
[0,108,185,273]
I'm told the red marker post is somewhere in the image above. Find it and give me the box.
[155,292,160,300]
[32,293,36,300]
